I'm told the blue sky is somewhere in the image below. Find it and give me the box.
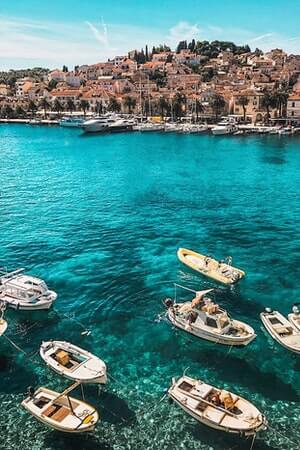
[1,0,300,69]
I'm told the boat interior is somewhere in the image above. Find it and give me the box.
[268,316,294,337]
[33,395,80,422]
[50,348,87,371]
[177,380,242,415]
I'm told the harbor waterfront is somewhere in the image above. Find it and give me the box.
[0,124,300,450]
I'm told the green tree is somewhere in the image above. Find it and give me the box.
[273,90,289,117]
[66,98,76,114]
[108,97,121,113]
[237,95,249,121]
[195,99,205,121]
[48,79,58,91]
[158,96,169,119]
[1,104,14,118]
[28,100,37,117]
[53,98,64,117]
[173,92,186,118]
[210,94,226,121]
[261,92,277,123]
[124,96,136,114]
[15,105,25,117]
[39,97,50,118]
[79,99,89,116]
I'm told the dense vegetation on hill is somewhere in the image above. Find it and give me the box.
[0,67,49,87]
[176,39,251,57]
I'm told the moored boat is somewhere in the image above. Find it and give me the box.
[260,309,300,354]
[288,304,300,331]
[168,375,267,436]
[177,248,245,285]
[0,302,7,336]
[211,122,237,135]
[59,116,84,128]
[21,382,99,433]
[165,285,255,346]
[0,268,57,311]
[40,340,107,384]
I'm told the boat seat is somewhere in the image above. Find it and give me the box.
[43,404,57,417]
[196,401,207,412]
[275,326,293,335]
[51,406,70,422]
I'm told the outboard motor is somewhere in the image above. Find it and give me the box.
[26,386,35,398]
[292,305,300,315]
[164,298,173,309]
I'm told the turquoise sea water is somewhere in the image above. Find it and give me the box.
[0,124,299,450]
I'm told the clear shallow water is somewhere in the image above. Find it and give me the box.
[0,124,299,450]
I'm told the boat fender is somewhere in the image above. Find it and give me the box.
[16,302,20,310]
[164,298,173,309]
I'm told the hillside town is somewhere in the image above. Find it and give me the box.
[1,40,300,124]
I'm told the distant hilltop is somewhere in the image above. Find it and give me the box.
[0,40,300,124]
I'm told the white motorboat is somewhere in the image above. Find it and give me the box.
[22,382,99,433]
[164,123,178,133]
[168,375,267,436]
[0,302,7,336]
[288,304,300,331]
[165,285,256,346]
[260,308,300,354]
[0,268,57,311]
[136,123,165,132]
[40,341,107,384]
[278,127,294,136]
[81,116,114,133]
[211,121,237,136]
[59,117,84,128]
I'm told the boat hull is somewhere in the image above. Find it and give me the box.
[0,319,7,336]
[167,311,255,346]
[177,248,245,285]
[260,312,300,355]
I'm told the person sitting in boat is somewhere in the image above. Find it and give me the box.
[220,391,235,410]
[191,295,205,310]
[187,311,198,327]
[211,392,221,407]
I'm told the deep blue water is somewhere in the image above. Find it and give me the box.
[0,124,299,450]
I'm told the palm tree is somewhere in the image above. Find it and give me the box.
[158,96,169,119]
[15,105,25,118]
[173,92,185,119]
[210,94,226,122]
[108,97,121,113]
[236,96,249,122]
[124,96,136,114]
[53,99,64,117]
[39,97,50,118]
[273,90,289,117]
[195,99,205,121]
[66,98,76,115]
[28,100,37,118]
[261,92,277,123]
[1,104,14,118]
[79,99,89,116]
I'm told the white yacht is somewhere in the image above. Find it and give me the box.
[135,123,165,132]
[212,120,237,136]
[59,117,84,128]
[0,268,57,311]
[164,285,255,346]
[81,116,114,133]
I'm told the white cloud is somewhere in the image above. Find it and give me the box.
[250,33,274,43]
[168,21,201,44]
[85,18,109,46]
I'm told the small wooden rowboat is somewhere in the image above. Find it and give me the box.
[40,341,107,384]
[260,309,300,355]
[168,375,267,436]
[177,248,245,285]
[21,382,99,433]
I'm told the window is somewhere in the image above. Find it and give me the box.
[292,102,295,107]
[206,317,218,328]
